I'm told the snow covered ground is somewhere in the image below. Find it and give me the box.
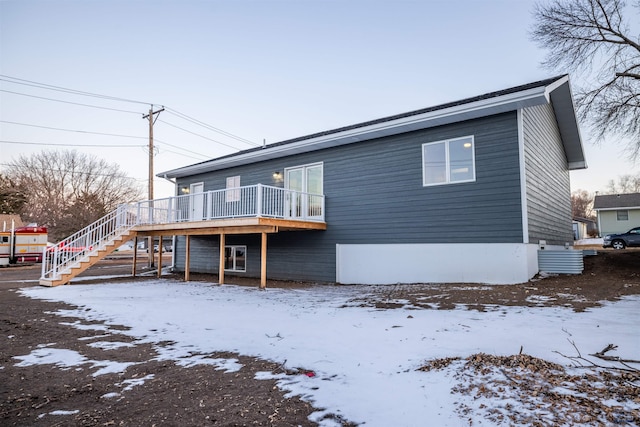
[18,280,640,426]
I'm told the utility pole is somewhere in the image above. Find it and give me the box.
[142,105,164,268]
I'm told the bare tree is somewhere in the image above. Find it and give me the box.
[571,189,596,218]
[531,0,640,158]
[604,173,640,193]
[0,174,27,215]
[4,150,143,241]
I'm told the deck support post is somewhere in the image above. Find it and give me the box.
[184,235,190,282]
[157,235,163,278]
[132,236,138,277]
[218,233,225,285]
[260,232,267,289]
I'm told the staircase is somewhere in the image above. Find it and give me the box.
[40,205,136,287]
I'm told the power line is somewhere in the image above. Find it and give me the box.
[0,89,142,114]
[2,124,213,162]
[154,138,211,160]
[158,119,242,151]
[0,162,145,181]
[159,148,208,161]
[0,140,145,148]
[0,74,153,105]
[0,120,147,140]
[1,75,259,152]
[164,107,259,147]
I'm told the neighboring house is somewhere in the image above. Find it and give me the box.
[572,217,597,240]
[160,75,586,285]
[593,193,640,236]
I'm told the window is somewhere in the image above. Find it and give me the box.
[617,210,629,221]
[285,162,323,219]
[224,245,246,272]
[422,136,475,186]
[226,176,240,202]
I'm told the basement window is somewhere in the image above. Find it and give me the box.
[422,136,475,186]
[224,245,246,272]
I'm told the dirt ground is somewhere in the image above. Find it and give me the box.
[1,249,639,426]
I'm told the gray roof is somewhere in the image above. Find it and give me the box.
[160,75,586,179]
[593,193,640,210]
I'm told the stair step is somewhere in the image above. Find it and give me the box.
[40,226,134,287]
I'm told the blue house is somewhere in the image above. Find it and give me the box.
[39,75,586,287]
[155,75,586,285]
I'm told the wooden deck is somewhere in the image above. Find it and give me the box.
[131,217,326,288]
[41,185,326,288]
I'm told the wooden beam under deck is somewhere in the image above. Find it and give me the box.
[219,233,225,285]
[120,217,325,287]
[184,235,190,282]
[133,217,326,236]
[261,232,267,289]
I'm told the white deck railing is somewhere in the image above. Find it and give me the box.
[41,184,324,282]
[135,184,324,224]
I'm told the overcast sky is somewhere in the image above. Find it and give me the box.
[1,0,638,198]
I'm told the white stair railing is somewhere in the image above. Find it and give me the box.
[41,204,137,282]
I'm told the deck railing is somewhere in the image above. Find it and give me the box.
[41,184,324,282]
[135,184,324,225]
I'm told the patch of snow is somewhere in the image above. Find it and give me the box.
[575,238,603,245]
[13,347,136,376]
[49,409,79,415]
[78,334,112,341]
[88,341,135,350]
[118,374,154,391]
[20,281,640,427]
[59,321,110,331]
[100,392,121,399]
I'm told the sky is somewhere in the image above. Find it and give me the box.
[17,279,640,426]
[1,0,639,199]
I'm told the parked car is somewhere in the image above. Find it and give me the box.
[602,227,640,249]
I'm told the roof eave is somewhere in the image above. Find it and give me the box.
[546,76,587,170]
[594,206,640,211]
[161,87,552,179]
[160,76,587,179]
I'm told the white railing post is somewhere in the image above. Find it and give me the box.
[256,184,263,217]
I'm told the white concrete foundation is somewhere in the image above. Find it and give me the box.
[336,243,539,285]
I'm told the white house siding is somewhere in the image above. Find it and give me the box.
[336,243,539,285]
[598,209,640,236]
[522,104,573,246]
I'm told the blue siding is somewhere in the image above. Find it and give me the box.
[174,112,523,282]
[522,104,573,245]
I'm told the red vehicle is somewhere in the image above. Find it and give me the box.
[0,225,48,266]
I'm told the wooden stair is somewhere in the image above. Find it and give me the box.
[39,229,134,287]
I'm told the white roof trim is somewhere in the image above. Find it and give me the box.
[594,206,640,211]
[162,76,584,178]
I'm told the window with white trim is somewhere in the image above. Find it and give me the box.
[226,175,240,202]
[422,136,475,186]
[224,245,246,272]
[617,210,629,221]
